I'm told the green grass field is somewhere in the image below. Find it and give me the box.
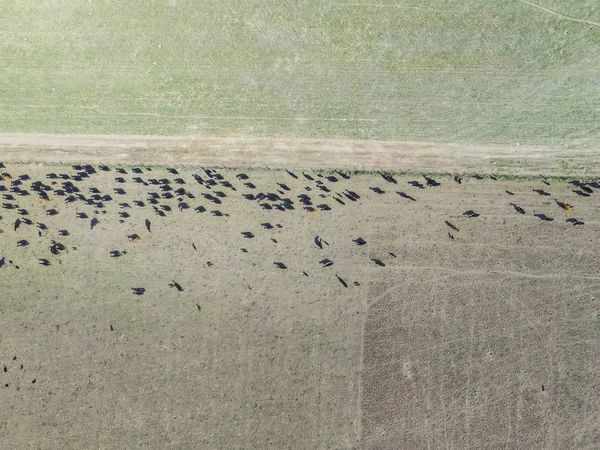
[1,0,598,145]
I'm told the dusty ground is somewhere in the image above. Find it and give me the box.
[0,162,599,449]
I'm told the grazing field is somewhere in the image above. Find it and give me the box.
[2,1,599,448]
[1,162,599,449]
[1,0,599,145]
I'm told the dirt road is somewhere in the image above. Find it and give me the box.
[1,133,598,176]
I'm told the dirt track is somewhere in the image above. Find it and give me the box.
[1,134,598,176]
[1,161,599,449]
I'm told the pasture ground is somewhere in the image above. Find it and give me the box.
[1,162,599,449]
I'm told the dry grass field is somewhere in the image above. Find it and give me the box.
[1,162,599,449]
